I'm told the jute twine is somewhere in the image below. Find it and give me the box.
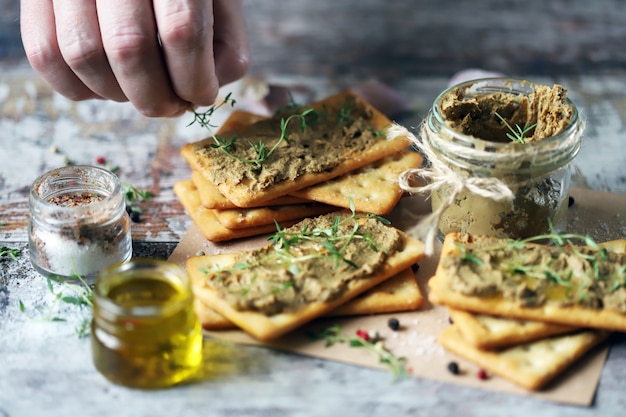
[388,123,515,255]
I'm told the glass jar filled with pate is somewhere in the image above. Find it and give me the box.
[399,78,584,243]
[91,259,202,388]
[28,165,132,280]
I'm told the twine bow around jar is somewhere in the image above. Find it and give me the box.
[389,123,515,255]
[387,80,584,254]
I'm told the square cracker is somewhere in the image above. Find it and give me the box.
[438,324,609,391]
[186,221,426,341]
[181,91,410,207]
[211,201,338,230]
[290,151,423,215]
[446,308,577,350]
[195,268,424,329]
[428,233,626,332]
[191,170,307,209]
[174,179,299,242]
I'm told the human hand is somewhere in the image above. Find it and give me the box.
[20,0,250,117]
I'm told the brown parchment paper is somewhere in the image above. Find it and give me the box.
[169,187,626,406]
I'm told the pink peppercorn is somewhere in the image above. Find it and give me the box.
[355,329,370,341]
[477,369,489,380]
[96,156,107,165]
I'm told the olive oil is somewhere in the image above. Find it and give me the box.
[92,260,202,389]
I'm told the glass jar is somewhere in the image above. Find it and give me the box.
[424,78,584,239]
[28,165,132,280]
[91,259,203,389]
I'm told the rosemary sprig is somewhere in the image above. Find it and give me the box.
[308,325,408,380]
[495,112,537,144]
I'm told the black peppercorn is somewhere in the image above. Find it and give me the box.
[568,195,575,207]
[130,211,141,223]
[447,361,460,375]
[387,317,400,331]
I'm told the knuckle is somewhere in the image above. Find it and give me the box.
[59,39,103,71]
[103,30,151,63]
[24,44,57,73]
[158,11,207,48]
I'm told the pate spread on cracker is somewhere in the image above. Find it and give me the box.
[187,211,426,340]
[429,233,626,332]
[195,268,423,330]
[181,91,410,207]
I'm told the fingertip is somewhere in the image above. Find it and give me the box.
[216,51,250,87]
[136,99,189,118]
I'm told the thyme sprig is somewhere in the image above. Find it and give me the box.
[495,111,537,144]
[189,92,316,172]
[0,246,20,261]
[267,202,391,269]
[458,223,626,302]
[106,165,155,220]
[308,325,408,380]
[212,108,315,173]
[19,273,94,338]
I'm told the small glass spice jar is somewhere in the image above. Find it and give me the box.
[28,165,132,280]
[422,78,584,240]
[91,259,203,389]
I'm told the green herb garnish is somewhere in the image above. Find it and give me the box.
[308,325,408,380]
[0,246,20,261]
[495,111,537,144]
[19,272,94,338]
[267,202,390,269]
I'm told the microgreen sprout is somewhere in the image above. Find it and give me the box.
[308,325,408,380]
[495,112,537,144]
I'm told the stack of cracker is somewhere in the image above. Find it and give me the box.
[174,91,427,339]
[175,91,421,243]
[428,233,626,390]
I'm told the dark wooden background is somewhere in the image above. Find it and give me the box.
[2,0,626,77]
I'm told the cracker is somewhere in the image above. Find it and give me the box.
[331,267,424,316]
[191,170,307,209]
[212,201,338,230]
[290,151,423,215]
[186,216,426,341]
[447,308,578,350]
[428,234,626,332]
[195,267,423,329]
[174,179,299,242]
[438,324,609,390]
[181,91,410,207]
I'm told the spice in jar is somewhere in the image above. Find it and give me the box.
[91,259,203,389]
[28,165,132,280]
